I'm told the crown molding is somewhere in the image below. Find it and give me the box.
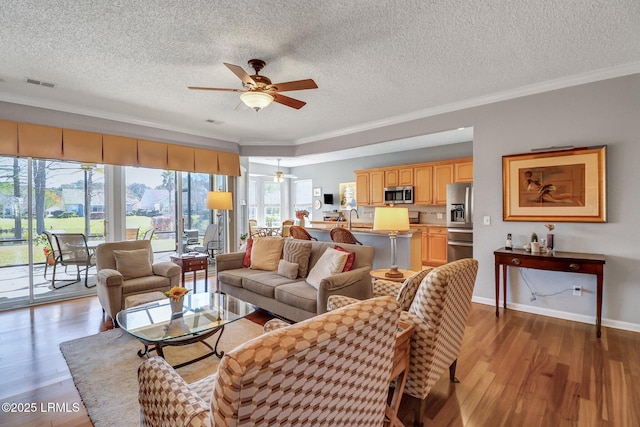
[295,62,640,145]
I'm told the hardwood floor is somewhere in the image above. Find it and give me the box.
[1,288,638,426]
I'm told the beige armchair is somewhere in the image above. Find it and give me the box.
[138,296,401,426]
[95,240,181,320]
[328,258,479,426]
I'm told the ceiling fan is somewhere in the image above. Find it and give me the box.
[188,59,318,111]
[273,159,297,182]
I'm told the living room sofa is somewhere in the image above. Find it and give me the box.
[215,237,374,322]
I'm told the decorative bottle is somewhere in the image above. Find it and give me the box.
[505,233,512,250]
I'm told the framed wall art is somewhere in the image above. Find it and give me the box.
[313,187,322,197]
[339,182,357,210]
[502,146,607,222]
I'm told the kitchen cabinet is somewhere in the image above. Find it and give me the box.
[414,165,433,205]
[384,169,398,187]
[355,157,469,206]
[433,163,453,205]
[370,170,385,205]
[454,159,473,182]
[384,167,413,187]
[426,225,448,266]
[355,172,370,205]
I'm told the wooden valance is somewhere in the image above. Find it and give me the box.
[0,120,240,176]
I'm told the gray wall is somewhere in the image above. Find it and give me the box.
[295,74,640,331]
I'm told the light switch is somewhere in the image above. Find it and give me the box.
[436,213,443,219]
[483,216,491,225]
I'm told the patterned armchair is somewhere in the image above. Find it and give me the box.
[328,259,479,426]
[372,268,434,310]
[138,296,401,427]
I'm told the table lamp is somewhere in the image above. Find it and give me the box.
[373,206,410,279]
[206,191,233,256]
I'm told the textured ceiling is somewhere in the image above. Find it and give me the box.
[1,0,639,153]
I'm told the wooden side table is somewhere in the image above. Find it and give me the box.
[370,269,415,283]
[170,254,209,292]
[386,320,414,427]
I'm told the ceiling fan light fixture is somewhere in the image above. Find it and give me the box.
[240,91,274,111]
[273,171,285,183]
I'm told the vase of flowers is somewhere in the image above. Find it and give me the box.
[165,286,190,314]
[295,210,309,228]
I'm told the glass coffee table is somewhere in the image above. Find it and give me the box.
[116,292,257,368]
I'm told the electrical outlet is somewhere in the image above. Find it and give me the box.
[483,215,491,225]
[436,213,443,219]
[573,286,582,296]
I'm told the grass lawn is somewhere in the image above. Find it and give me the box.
[0,216,173,266]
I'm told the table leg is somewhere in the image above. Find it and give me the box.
[596,268,603,338]
[502,264,507,310]
[204,263,208,292]
[192,271,197,292]
[494,261,500,317]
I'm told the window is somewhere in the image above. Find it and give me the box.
[263,182,281,227]
[294,179,313,221]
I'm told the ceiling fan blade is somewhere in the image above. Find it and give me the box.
[224,62,256,87]
[268,79,318,92]
[272,93,306,109]
[188,86,245,92]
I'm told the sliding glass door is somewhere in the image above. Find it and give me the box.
[0,157,106,309]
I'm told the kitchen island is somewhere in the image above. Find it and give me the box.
[305,226,422,271]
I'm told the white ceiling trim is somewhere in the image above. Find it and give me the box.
[293,61,640,145]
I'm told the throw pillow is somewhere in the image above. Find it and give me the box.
[334,245,356,272]
[277,259,299,280]
[283,239,313,278]
[112,248,153,280]
[242,238,254,268]
[250,237,285,271]
[306,247,349,289]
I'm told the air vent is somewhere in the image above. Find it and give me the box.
[26,78,56,88]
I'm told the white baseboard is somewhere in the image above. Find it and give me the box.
[471,296,640,334]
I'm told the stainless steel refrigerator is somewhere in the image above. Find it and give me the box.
[446,182,473,262]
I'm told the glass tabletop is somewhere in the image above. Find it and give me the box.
[116,292,257,343]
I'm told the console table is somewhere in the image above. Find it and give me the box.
[494,247,606,337]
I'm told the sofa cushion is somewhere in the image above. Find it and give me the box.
[242,238,253,268]
[277,259,299,280]
[113,248,153,280]
[283,239,313,278]
[334,245,356,272]
[121,275,171,294]
[274,281,318,313]
[217,268,267,288]
[250,237,284,270]
[306,247,349,289]
[243,272,298,298]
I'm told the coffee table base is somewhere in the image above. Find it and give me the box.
[135,325,226,369]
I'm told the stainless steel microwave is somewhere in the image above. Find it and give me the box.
[383,186,414,204]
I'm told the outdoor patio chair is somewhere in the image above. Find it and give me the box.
[185,223,221,258]
[142,229,155,240]
[125,227,140,240]
[50,233,97,289]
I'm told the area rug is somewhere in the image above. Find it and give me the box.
[60,319,264,427]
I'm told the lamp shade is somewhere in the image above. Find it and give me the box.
[206,191,233,210]
[373,207,410,231]
[240,91,274,111]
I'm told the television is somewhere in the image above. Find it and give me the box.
[323,194,334,204]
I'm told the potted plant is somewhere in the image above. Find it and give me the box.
[34,233,55,265]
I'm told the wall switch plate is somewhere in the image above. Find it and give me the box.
[483,215,491,225]
[436,213,443,219]
[573,286,582,296]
